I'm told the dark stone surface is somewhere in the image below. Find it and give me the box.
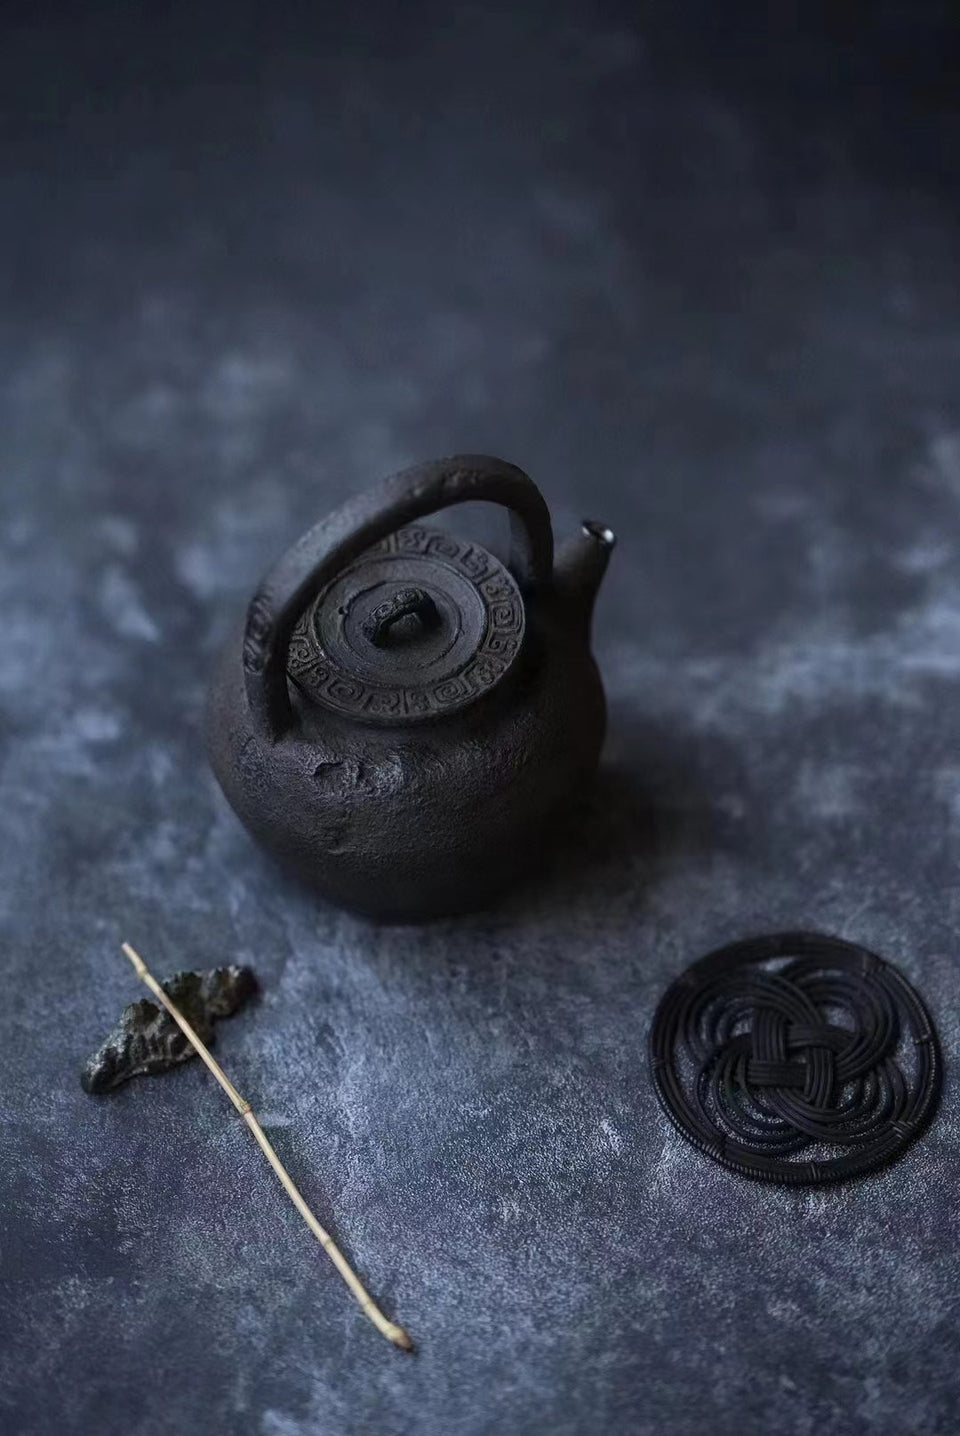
[2,3,959,1433]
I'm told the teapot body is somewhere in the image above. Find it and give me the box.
[205,455,613,922]
[207,597,605,921]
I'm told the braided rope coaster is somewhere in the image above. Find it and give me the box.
[649,932,942,1184]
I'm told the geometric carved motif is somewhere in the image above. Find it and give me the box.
[287,526,526,723]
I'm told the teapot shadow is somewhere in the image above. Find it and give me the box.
[488,724,721,929]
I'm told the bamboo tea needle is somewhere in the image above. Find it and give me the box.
[120,941,413,1352]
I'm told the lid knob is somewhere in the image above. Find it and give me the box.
[362,587,441,648]
[243,455,554,738]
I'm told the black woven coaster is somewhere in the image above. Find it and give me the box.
[649,932,942,1184]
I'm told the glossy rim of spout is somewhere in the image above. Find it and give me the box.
[581,519,617,548]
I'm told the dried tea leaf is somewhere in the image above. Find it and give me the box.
[82,966,257,1094]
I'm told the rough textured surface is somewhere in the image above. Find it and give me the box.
[206,456,611,920]
[81,965,257,1094]
[2,3,959,1433]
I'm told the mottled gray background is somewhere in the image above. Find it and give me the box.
[2,2,960,1433]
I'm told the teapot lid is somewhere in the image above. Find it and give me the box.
[286,524,526,724]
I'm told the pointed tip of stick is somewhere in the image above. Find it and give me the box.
[120,941,147,978]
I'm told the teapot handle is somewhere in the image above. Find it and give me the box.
[242,454,554,740]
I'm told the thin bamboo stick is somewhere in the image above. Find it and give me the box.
[121,941,413,1353]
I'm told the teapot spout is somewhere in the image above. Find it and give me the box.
[554,519,616,636]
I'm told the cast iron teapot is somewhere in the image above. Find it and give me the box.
[207,455,615,920]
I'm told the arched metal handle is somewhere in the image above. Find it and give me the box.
[242,454,555,739]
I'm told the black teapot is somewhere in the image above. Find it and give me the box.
[207,455,614,920]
